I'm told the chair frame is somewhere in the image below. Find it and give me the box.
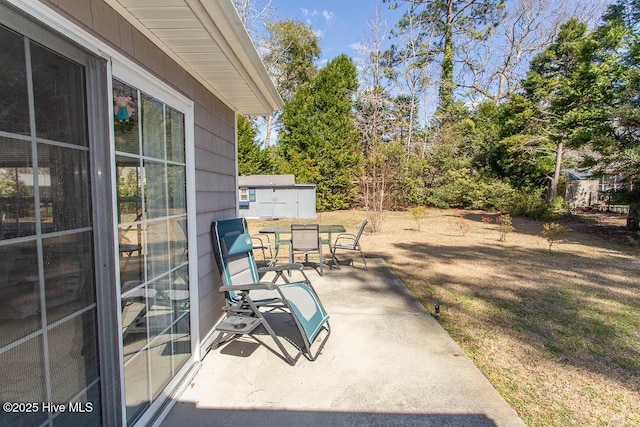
[213,281,330,365]
[251,233,273,266]
[289,224,324,276]
[331,219,368,270]
[210,218,330,365]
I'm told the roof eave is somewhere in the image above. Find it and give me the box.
[190,0,283,114]
[105,0,283,116]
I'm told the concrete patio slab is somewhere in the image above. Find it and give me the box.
[161,259,525,427]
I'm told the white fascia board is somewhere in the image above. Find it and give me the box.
[198,0,283,112]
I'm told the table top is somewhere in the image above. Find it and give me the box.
[259,224,346,234]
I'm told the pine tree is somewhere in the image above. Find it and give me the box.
[279,55,361,211]
[385,0,505,114]
[237,115,272,175]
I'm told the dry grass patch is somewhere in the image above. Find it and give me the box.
[247,209,640,426]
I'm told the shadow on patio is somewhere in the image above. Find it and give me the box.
[161,259,525,427]
[163,404,499,426]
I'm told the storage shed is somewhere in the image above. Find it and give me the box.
[238,175,316,219]
[562,169,600,208]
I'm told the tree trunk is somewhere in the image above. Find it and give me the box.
[439,0,455,111]
[264,114,274,148]
[628,203,640,232]
[549,140,563,201]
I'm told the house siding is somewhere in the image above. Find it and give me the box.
[40,0,234,350]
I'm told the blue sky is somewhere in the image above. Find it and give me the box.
[271,1,400,66]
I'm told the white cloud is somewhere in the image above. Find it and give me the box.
[302,8,320,17]
[301,8,333,24]
[350,42,370,53]
[322,10,334,24]
[314,29,324,39]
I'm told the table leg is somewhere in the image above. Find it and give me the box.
[269,232,280,266]
[327,232,340,270]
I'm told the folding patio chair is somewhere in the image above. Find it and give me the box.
[250,233,272,266]
[331,219,368,270]
[210,218,330,365]
[290,224,324,276]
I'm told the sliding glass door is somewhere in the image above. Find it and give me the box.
[113,78,191,425]
[0,7,194,425]
[0,21,101,427]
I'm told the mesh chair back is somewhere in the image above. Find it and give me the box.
[290,224,320,252]
[355,220,368,243]
[210,218,259,304]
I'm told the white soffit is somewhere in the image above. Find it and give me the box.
[106,0,283,116]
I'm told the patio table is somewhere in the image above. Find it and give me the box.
[259,224,346,267]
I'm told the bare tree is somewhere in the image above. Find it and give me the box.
[388,7,432,151]
[355,7,395,153]
[386,0,507,114]
[232,0,274,41]
[232,1,320,149]
[457,0,611,104]
[354,8,408,232]
[232,0,277,150]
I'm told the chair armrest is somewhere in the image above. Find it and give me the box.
[335,233,357,239]
[258,262,304,273]
[219,282,278,292]
[333,233,357,246]
[251,234,271,247]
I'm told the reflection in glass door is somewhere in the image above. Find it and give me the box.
[0,23,101,426]
[113,79,191,425]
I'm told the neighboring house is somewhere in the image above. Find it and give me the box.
[562,169,600,208]
[599,172,628,195]
[0,1,282,427]
[238,175,316,219]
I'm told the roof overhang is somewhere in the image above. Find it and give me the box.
[106,0,283,116]
[239,174,296,187]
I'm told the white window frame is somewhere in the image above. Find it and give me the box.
[239,187,249,201]
[110,61,198,427]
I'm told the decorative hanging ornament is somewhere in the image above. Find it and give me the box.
[114,96,135,122]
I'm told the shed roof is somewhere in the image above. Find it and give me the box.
[105,0,283,116]
[238,175,317,188]
[562,169,595,181]
[239,175,295,187]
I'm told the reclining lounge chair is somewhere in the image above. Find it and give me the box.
[210,218,330,365]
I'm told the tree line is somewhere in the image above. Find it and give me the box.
[235,0,639,231]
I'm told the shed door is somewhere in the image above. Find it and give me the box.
[260,189,287,219]
[272,190,289,218]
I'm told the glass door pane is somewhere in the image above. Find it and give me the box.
[113,78,191,426]
[0,25,29,135]
[0,24,100,427]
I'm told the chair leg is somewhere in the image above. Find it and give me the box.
[359,247,368,270]
[267,245,273,265]
[258,246,266,265]
[329,246,340,270]
[319,246,323,276]
[331,247,341,267]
